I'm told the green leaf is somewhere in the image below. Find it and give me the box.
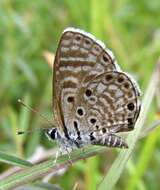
[0,151,33,167]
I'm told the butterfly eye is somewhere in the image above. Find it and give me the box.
[127,103,135,111]
[48,128,57,140]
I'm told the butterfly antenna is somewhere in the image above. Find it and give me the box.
[17,99,54,135]
[17,129,38,135]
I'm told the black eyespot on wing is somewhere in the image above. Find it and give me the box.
[73,120,81,140]
[67,96,74,103]
[105,74,113,81]
[127,118,133,125]
[74,121,78,128]
[85,89,92,97]
[89,132,95,141]
[77,108,84,116]
[95,125,99,129]
[127,103,135,111]
[117,76,124,83]
[102,128,106,133]
[90,118,96,124]
[127,118,134,129]
[124,82,130,89]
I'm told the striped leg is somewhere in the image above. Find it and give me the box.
[91,133,128,148]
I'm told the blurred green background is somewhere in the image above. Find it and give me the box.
[0,0,160,190]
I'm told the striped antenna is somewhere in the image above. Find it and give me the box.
[17,99,54,135]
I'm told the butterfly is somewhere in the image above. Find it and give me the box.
[46,27,141,152]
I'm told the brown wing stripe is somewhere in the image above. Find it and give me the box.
[60,59,96,67]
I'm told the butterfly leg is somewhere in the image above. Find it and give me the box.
[65,147,73,165]
[53,149,60,164]
[91,133,128,148]
[53,147,73,165]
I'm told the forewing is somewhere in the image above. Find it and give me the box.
[53,28,120,132]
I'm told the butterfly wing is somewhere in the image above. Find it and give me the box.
[53,28,121,134]
[60,70,141,145]
[81,71,141,134]
[72,71,141,148]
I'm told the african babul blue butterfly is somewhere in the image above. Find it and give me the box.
[19,27,141,156]
[46,27,141,152]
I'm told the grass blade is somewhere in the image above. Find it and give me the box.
[0,146,104,190]
[97,61,160,190]
[127,127,160,190]
[0,151,33,167]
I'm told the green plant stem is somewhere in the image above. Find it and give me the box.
[0,146,105,190]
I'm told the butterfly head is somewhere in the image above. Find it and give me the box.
[45,128,59,141]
